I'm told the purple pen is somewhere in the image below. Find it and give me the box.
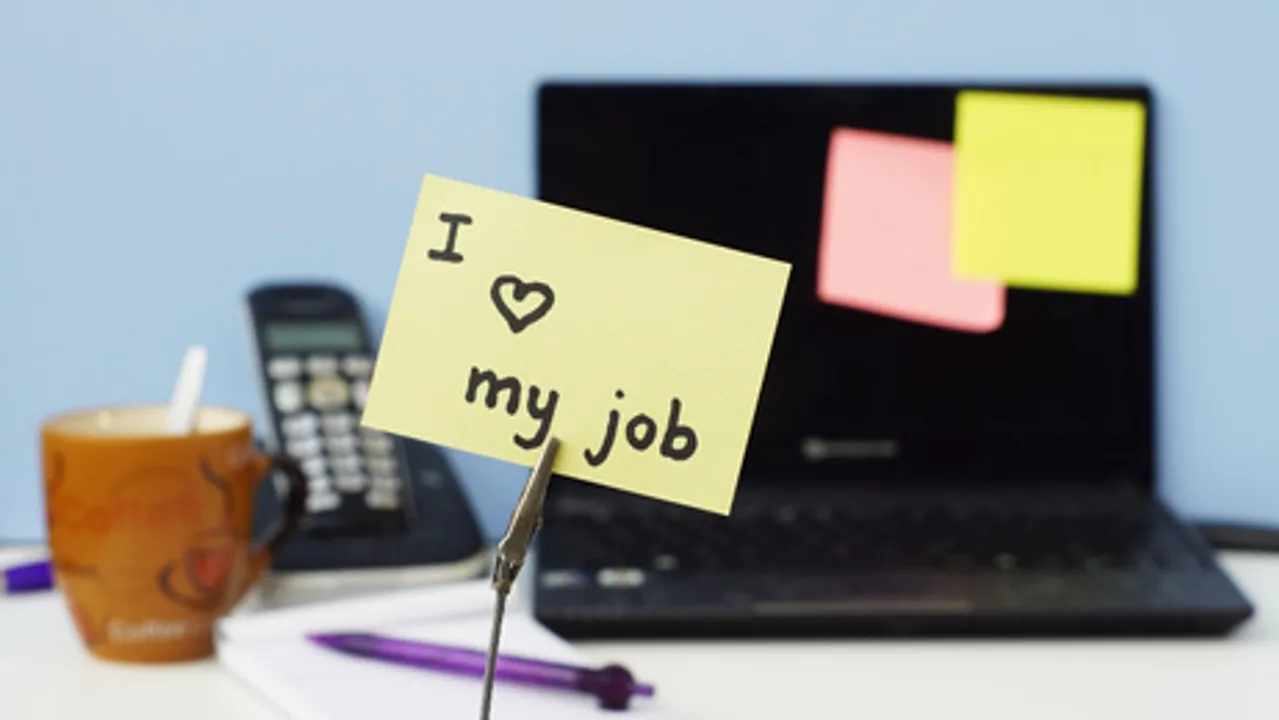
[2,560,53,594]
[308,632,655,711]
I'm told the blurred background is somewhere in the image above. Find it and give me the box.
[2,0,1277,542]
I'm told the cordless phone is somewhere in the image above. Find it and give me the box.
[244,282,414,534]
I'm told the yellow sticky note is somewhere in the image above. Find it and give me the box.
[952,91,1147,295]
[361,174,791,515]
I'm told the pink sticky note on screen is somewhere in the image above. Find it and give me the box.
[816,128,1006,333]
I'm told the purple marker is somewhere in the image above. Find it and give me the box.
[308,632,655,711]
[2,560,53,594]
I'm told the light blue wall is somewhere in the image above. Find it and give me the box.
[3,0,1278,542]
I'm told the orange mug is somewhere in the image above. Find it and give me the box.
[41,404,308,662]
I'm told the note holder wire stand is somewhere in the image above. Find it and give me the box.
[480,436,561,720]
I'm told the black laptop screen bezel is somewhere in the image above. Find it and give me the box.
[534,80,1157,501]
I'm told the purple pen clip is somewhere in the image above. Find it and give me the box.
[309,632,655,711]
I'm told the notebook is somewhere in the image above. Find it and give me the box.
[216,580,678,719]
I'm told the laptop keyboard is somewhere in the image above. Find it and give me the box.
[540,500,1207,575]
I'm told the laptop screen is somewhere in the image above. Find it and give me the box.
[535,82,1155,491]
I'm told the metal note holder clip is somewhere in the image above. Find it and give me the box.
[480,436,561,720]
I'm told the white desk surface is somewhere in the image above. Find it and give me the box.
[3,544,1278,719]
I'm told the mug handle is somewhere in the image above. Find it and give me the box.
[233,452,309,605]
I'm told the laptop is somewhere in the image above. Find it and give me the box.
[530,81,1255,638]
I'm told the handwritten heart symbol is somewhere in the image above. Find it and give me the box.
[490,274,555,334]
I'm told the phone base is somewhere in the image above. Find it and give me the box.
[244,548,489,610]
[249,439,489,609]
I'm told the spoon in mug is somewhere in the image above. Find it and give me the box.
[164,345,208,434]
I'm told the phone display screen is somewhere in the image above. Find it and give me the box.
[264,321,363,352]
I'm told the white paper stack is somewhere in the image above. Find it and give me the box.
[216,580,678,719]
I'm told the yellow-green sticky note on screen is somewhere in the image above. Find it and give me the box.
[952,91,1147,295]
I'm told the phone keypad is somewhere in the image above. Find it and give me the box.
[268,350,404,518]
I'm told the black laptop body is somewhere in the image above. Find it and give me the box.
[530,81,1254,639]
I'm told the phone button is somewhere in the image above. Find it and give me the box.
[307,491,341,513]
[361,431,394,454]
[286,436,323,459]
[308,377,349,409]
[282,412,319,438]
[342,355,373,377]
[273,382,305,414]
[267,356,302,380]
[334,472,368,493]
[306,355,340,376]
[366,488,401,510]
[370,474,400,492]
[322,412,354,435]
[326,435,359,456]
[366,456,398,476]
[308,475,333,496]
[351,380,370,409]
[331,453,362,475]
[301,456,328,478]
